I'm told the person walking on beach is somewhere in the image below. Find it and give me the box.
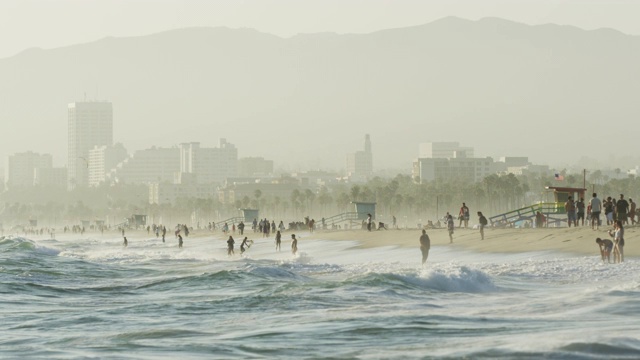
[446,213,454,243]
[604,197,614,225]
[275,230,282,251]
[478,212,488,240]
[459,203,470,228]
[178,234,183,248]
[535,211,546,228]
[419,229,430,265]
[227,236,235,256]
[616,194,629,225]
[366,214,372,232]
[238,221,245,235]
[589,193,602,230]
[596,238,613,263]
[291,234,298,255]
[630,199,637,225]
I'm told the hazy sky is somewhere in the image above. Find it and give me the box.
[1,0,639,59]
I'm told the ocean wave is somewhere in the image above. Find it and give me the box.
[418,266,498,293]
[0,236,60,256]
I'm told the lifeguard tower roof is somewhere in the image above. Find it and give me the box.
[545,186,587,202]
[351,202,376,220]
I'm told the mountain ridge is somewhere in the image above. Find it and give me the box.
[1,17,639,171]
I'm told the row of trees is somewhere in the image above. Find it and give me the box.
[2,172,639,229]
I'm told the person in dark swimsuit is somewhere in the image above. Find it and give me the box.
[227,236,235,256]
[419,230,430,265]
[240,237,249,254]
[291,234,298,255]
[275,230,282,252]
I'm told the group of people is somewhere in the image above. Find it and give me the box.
[226,232,298,256]
[566,193,636,229]
[441,203,488,243]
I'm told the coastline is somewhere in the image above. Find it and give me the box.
[35,223,639,258]
[301,225,639,257]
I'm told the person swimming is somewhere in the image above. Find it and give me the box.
[178,234,183,248]
[123,237,128,247]
[227,236,235,256]
[291,234,298,255]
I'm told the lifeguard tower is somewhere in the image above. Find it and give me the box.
[319,201,376,229]
[218,208,258,226]
[488,186,586,228]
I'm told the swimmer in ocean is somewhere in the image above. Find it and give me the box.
[123,237,128,247]
[419,230,430,265]
[291,234,298,255]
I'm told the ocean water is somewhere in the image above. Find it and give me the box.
[1,232,640,359]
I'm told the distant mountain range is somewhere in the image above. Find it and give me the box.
[1,17,639,171]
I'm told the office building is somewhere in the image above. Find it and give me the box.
[68,101,113,189]
[5,151,52,188]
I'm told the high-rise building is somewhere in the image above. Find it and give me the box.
[88,143,128,187]
[68,101,113,189]
[5,151,52,188]
[346,134,373,181]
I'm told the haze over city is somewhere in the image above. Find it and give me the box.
[4,2,640,359]
[1,0,640,172]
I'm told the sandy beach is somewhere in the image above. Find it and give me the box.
[302,225,639,257]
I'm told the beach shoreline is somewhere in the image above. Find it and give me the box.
[299,225,639,257]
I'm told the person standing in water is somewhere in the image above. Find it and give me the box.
[446,213,454,243]
[227,236,235,256]
[123,237,128,247]
[419,230,430,265]
[162,226,166,243]
[240,237,250,254]
[275,230,282,251]
[478,211,488,240]
[178,234,183,248]
[291,234,298,255]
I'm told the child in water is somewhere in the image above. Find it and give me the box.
[123,237,128,247]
